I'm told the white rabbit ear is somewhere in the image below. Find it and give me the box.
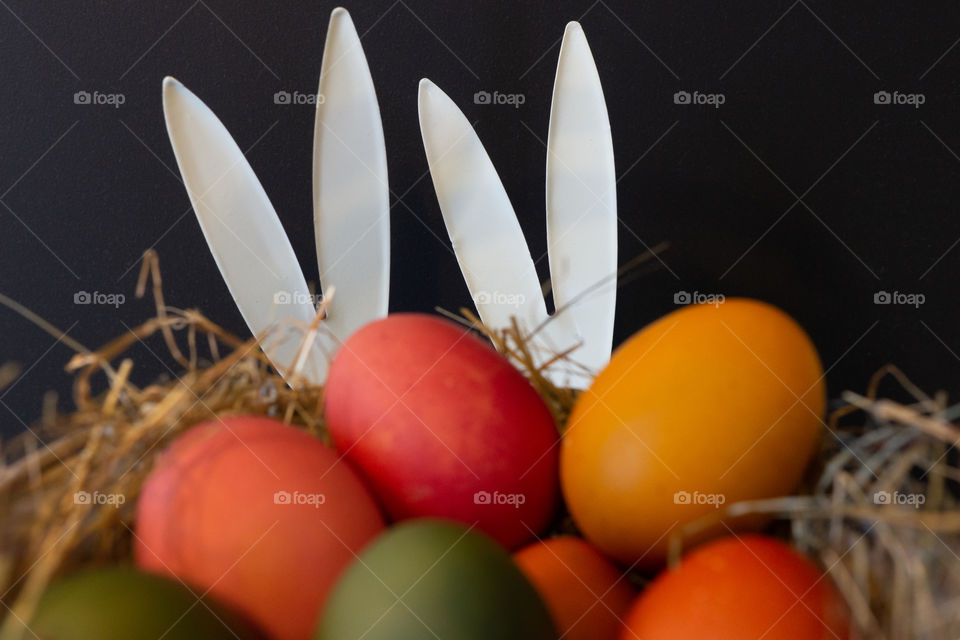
[313,7,390,341]
[419,78,587,387]
[418,79,549,334]
[163,77,330,384]
[546,22,617,375]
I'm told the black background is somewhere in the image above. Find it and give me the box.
[2,1,960,438]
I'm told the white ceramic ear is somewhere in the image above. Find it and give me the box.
[314,7,390,341]
[163,77,330,384]
[546,21,617,377]
[417,79,548,334]
[418,22,617,388]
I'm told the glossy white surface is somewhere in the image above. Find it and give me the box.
[314,7,390,343]
[163,76,330,384]
[546,22,617,380]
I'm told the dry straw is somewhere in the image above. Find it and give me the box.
[0,250,956,639]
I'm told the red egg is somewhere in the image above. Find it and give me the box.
[324,313,560,549]
[134,416,385,640]
[619,535,851,640]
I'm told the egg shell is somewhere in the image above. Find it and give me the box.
[513,536,636,640]
[30,566,265,639]
[315,518,556,640]
[134,416,385,640]
[619,535,851,639]
[561,298,826,568]
[324,313,560,549]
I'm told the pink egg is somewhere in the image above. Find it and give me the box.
[135,415,385,640]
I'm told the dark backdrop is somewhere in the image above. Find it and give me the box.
[2,1,960,437]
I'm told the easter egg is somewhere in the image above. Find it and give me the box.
[315,519,556,639]
[513,536,635,640]
[324,313,559,549]
[561,299,825,567]
[135,416,385,640]
[30,566,265,639]
[619,535,850,639]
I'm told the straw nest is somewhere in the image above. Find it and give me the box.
[0,250,957,640]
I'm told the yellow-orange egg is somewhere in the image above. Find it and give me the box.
[561,299,825,568]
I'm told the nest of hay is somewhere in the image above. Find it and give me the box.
[0,251,957,639]
[0,252,578,638]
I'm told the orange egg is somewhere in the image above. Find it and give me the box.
[561,299,825,568]
[513,536,635,640]
[619,535,851,639]
[135,416,385,640]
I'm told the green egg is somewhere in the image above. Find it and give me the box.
[315,519,557,640]
[30,566,265,640]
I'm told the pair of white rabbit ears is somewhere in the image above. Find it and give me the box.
[163,8,616,389]
[419,22,616,389]
[163,8,388,385]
